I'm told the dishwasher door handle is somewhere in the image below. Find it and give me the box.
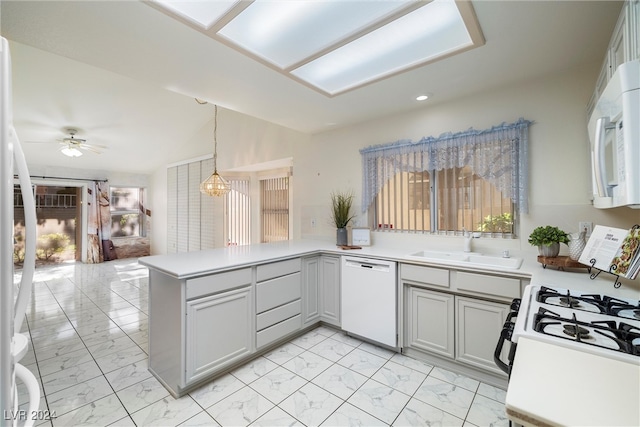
[344,259,391,272]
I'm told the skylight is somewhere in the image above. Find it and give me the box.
[149,0,485,97]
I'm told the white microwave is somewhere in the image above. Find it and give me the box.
[587,60,640,209]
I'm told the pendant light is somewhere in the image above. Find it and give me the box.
[200,104,230,197]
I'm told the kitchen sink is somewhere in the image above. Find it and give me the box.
[408,250,473,261]
[406,250,523,269]
[466,255,523,269]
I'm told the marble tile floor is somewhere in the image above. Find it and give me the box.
[14,259,509,427]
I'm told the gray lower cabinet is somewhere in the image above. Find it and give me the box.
[407,287,454,358]
[147,267,253,397]
[401,263,522,377]
[302,256,320,326]
[319,255,340,326]
[186,286,253,384]
[255,258,302,349]
[455,296,509,375]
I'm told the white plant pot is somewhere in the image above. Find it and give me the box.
[538,243,560,257]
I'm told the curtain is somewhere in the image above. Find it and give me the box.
[360,118,532,214]
[87,181,116,263]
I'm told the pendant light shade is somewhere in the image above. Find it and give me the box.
[200,104,230,197]
[200,170,230,197]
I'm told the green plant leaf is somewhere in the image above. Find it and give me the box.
[330,190,356,228]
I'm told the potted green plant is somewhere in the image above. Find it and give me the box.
[330,190,356,246]
[528,225,570,257]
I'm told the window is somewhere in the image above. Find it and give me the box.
[110,187,145,237]
[260,176,289,242]
[225,178,251,246]
[374,166,514,234]
[362,119,530,236]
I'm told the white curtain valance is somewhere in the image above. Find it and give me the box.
[360,118,532,214]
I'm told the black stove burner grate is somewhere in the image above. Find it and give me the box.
[533,307,640,356]
[536,286,640,320]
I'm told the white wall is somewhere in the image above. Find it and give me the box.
[146,64,638,259]
[149,107,309,255]
[293,64,639,258]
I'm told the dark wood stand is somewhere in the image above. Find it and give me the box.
[537,255,590,271]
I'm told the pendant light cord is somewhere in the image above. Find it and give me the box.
[213,105,219,173]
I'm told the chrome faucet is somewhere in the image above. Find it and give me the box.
[462,228,475,253]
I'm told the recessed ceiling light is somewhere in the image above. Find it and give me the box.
[416,95,429,101]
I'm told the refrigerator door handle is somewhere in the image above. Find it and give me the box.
[11,127,36,335]
[13,363,40,427]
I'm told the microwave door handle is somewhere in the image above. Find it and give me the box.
[593,116,611,197]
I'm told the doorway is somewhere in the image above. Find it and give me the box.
[13,184,82,267]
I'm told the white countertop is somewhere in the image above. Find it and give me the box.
[138,239,640,299]
[506,337,640,427]
[139,239,640,425]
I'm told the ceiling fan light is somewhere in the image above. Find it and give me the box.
[199,171,231,197]
[61,146,83,157]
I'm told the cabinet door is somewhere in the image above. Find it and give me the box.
[631,0,640,61]
[610,11,627,75]
[302,256,320,326]
[407,287,454,358]
[186,286,252,384]
[455,296,508,375]
[319,255,341,326]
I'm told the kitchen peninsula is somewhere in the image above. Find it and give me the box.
[139,238,640,427]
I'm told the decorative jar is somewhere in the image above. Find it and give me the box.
[567,231,587,261]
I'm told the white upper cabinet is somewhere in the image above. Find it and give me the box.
[631,0,640,61]
[589,1,639,116]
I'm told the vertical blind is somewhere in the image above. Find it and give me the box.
[260,176,289,243]
[166,158,223,253]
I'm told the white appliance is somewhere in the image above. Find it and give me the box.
[587,59,640,209]
[1,37,40,427]
[511,284,639,364]
[341,257,397,347]
[497,284,640,426]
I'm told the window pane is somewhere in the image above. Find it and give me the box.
[260,177,289,242]
[226,178,251,246]
[375,171,431,232]
[436,166,514,234]
[110,188,139,211]
[111,213,141,237]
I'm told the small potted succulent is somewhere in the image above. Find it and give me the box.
[528,225,570,257]
[330,190,356,246]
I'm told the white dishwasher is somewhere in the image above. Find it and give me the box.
[341,257,397,347]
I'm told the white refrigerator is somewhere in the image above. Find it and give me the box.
[1,37,40,427]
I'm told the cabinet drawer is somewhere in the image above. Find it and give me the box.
[454,272,520,300]
[256,272,301,313]
[401,264,450,288]
[257,258,301,282]
[186,268,252,300]
[257,299,301,331]
[256,314,301,348]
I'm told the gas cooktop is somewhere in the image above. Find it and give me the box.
[513,285,640,364]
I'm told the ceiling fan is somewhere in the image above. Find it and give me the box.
[57,128,106,157]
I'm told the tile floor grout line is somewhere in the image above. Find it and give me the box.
[20,260,509,427]
[23,314,54,427]
[39,274,148,424]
